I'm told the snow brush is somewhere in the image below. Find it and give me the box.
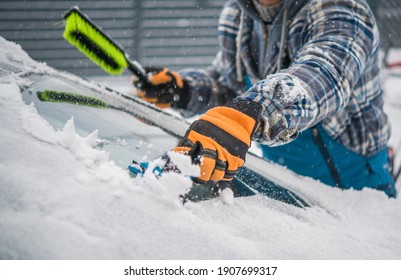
[63,6,148,83]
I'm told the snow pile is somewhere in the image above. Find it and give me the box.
[0,37,55,85]
[1,36,401,259]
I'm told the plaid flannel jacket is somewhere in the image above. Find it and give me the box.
[178,0,390,157]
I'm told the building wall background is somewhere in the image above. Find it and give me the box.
[0,0,399,76]
[0,0,225,76]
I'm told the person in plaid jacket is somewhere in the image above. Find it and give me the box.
[133,0,396,197]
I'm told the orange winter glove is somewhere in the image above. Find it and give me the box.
[132,66,189,109]
[174,100,262,183]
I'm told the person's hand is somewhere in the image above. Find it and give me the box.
[174,100,262,183]
[132,66,188,108]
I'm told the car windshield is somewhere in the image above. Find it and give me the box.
[20,74,178,168]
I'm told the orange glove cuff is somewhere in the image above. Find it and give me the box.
[199,107,257,146]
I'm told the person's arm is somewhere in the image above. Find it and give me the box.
[237,0,378,146]
[175,0,380,183]
[177,0,245,116]
[177,50,239,117]
[133,1,242,116]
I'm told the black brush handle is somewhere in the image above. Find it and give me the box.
[126,57,150,86]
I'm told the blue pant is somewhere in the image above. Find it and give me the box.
[260,125,397,198]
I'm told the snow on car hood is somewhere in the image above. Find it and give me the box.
[1,35,401,259]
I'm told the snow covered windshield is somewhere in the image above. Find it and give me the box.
[2,36,401,260]
[21,74,178,168]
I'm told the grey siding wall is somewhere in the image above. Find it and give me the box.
[138,0,224,69]
[0,0,399,76]
[0,0,224,76]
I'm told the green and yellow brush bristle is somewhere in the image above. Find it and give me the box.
[63,8,128,75]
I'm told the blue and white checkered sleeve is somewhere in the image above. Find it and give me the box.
[238,1,376,147]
